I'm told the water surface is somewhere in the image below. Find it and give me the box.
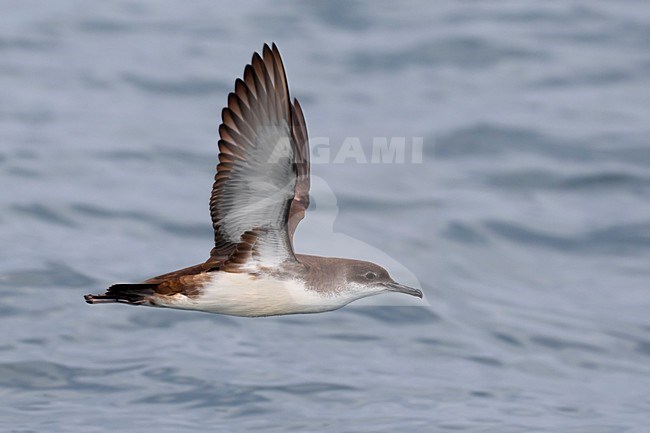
[1,1,649,432]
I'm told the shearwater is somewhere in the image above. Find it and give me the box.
[84,44,423,317]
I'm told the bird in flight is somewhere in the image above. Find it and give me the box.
[85,44,422,317]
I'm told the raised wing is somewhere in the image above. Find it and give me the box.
[209,44,309,268]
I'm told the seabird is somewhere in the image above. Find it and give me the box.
[84,43,422,317]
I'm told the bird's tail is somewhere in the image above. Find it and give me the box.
[84,283,157,305]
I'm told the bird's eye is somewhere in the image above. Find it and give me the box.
[364,272,377,280]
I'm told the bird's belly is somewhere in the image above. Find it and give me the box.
[155,272,343,317]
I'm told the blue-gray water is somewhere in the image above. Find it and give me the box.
[2,1,650,432]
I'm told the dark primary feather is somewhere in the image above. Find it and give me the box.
[287,98,310,242]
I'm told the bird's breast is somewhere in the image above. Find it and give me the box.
[155,272,347,317]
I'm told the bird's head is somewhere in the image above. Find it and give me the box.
[341,259,423,300]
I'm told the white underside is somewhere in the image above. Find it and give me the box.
[152,272,352,317]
